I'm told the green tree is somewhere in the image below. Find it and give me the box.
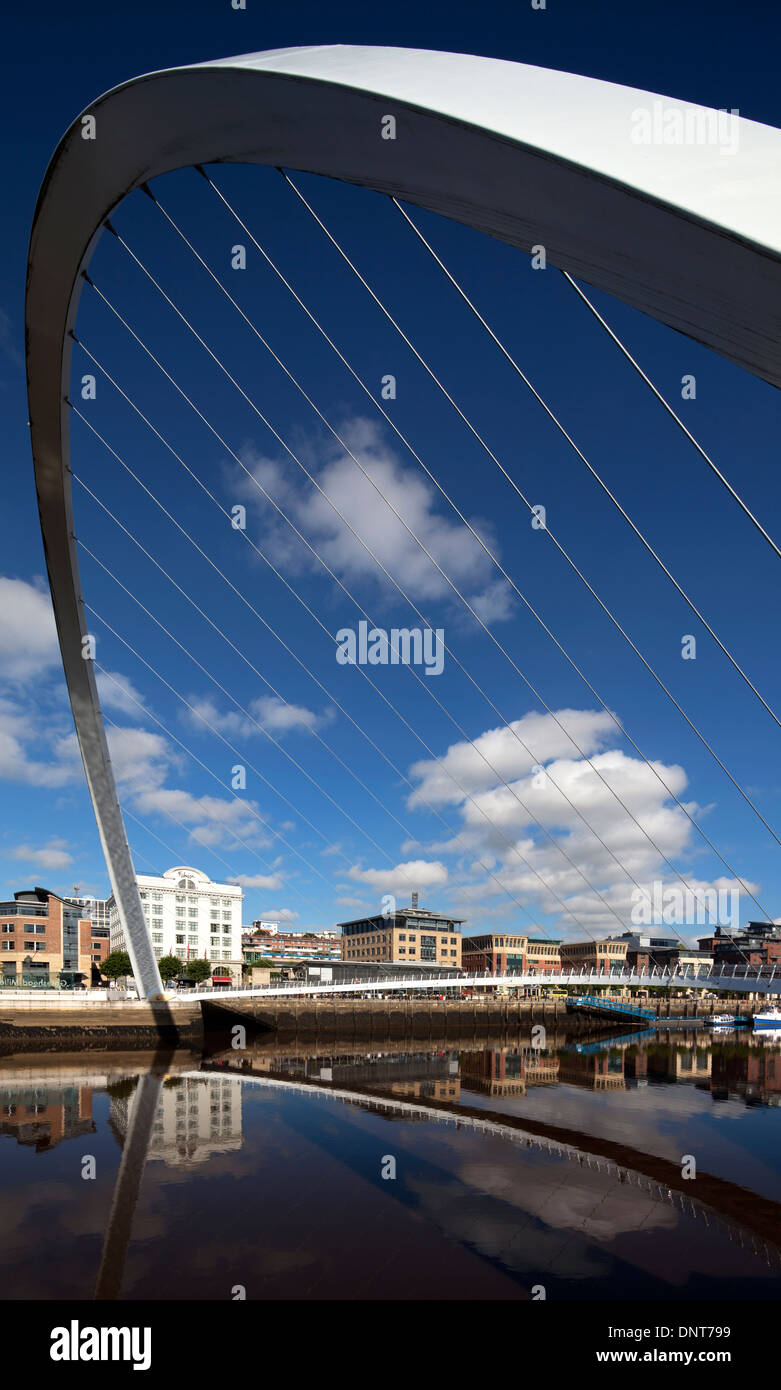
[100,950,133,981]
[158,954,183,982]
[184,958,212,984]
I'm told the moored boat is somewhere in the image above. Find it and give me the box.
[753,1008,781,1032]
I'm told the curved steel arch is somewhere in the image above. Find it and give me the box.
[25,44,781,998]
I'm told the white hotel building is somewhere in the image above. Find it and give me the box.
[109,866,244,978]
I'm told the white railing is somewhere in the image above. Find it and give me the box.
[173,962,780,1002]
[1,963,777,1004]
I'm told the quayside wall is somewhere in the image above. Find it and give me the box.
[204,995,754,1039]
[0,994,756,1051]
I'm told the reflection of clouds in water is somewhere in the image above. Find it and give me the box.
[455,1158,679,1241]
[403,1172,609,1282]
[466,1078,781,1199]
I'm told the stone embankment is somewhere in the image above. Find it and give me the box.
[0,995,204,1051]
[203,994,756,1039]
[0,992,757,1050]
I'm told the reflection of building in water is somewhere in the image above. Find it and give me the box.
[110,1077,242,1165]
[0,1081,95,1152]
[645,1045,712,1085]
[673,1046,712,1083]
[386,1078,461,1102]
[558,1052,626,1091]
[232,1050,462,1102]
[711,1046,781,1107]
[460,1048,559,1097]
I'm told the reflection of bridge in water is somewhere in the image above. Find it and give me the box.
[191,1056,781,1272]
[3,1033,781,1296]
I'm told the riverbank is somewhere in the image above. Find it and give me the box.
[0,991,758,1051]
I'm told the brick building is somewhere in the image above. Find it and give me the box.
[339,903,462,968]
[560,938,629,970]
[619,931,713,975]
[699,922,781,967]
[0,888,96,987]
[461,933,561,974]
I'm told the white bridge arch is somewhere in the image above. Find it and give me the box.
[25,45,781,997]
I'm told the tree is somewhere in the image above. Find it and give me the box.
[100,950,133,981]
[184,959,212,984]
[158,954,183,982]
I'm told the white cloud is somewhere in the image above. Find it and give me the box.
[348,858,448,896]
[408,709,616,807]
[238,417,514,623]
[405,704,759,936]
[0,697,80,787]
[9,839,73,871]
[227,873,283,890]
[183,693,325,740]
[0,577,59,680]
[96,670,147,717]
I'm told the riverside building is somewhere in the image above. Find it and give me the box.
[64,896,111,972]
[339,901,462,967]
[461,933,561,974]
[0,887,95,987]
[109,866,244,980]
[560,938,629,970]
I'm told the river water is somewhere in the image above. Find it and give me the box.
[2,1026,781,1300]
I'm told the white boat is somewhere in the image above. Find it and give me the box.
[753,1008,781,1031]
[708,1014,737,1028]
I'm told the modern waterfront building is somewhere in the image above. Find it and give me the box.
[109,866,244,980]
[560,938,629,970]
[461,933,561,974]
[618,931,713,975]
[698,922,781,968]
[338,902,463,967]
[0,887,96,987]
[64,895,111,971]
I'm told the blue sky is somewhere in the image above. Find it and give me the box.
[2,0,780,943]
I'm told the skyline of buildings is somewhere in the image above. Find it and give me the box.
[3,863,779,994]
